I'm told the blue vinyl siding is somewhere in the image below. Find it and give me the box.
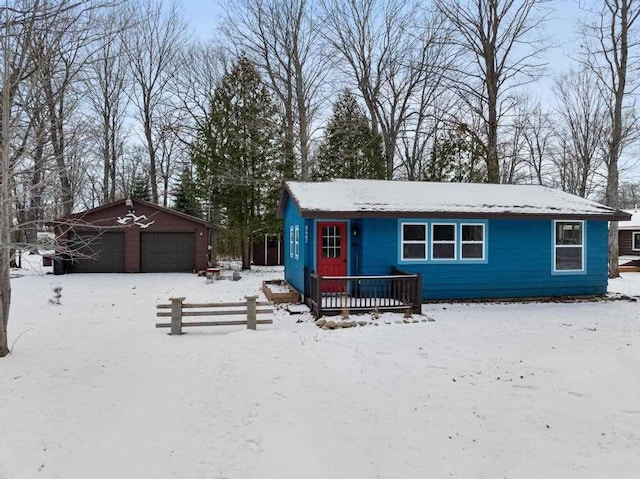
[356,217,608,300]
[283,199,306,293]
[283,188,609,299]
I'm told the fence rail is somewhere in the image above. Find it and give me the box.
[156,295,273,335]
[309,269,421,318]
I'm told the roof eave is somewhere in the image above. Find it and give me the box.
[297,209,631,221]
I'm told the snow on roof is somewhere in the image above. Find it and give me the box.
[283,179,629,219]
[618,210,640,229]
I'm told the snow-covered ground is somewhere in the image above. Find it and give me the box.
[1,254,640,478]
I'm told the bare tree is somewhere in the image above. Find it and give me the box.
[520,98,555,186]
[397,87,460,181]
[1,0,115,357]
[322,0,441,180]
[170,41,226,142]
[434,0,550,183]
[581,0,640,278]
[124,0,188,204]
[552,68,608,197]
[219,0,324,181]
[30,1,105,216]
[84,6,130,204]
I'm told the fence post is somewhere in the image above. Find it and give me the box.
[246,295,257,330]
[170,297,185,335]
[316,275,323,318]
[414,273,422,314]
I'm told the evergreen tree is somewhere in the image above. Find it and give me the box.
[130,175,151,201]
[425,127,486,183]
[191,56,281,269]
[173,168,201,218]
[315,91,385,180]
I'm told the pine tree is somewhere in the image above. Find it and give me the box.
[130,175,151,201]
[315,91,385,180]
[173,168,201,218]
[191,56,281,269]
[426,127,486,183]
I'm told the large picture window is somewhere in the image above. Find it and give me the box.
[401,223,427,260]
[431,224,456,260]
[554,221,583,271]
[633,232,640,251]
[461,224,485,259]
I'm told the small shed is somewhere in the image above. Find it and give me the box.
[252,234,284,266]
[617,209,640,255]
[277,179,630,307]
[54,198,218,273]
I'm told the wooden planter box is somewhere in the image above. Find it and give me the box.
[262,279,301,304]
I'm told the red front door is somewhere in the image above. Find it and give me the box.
[317,222,347,292]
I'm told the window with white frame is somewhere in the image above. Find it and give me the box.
[289,226,294,258]
[633,232,640,251]
[294,225,300,259]
[431,223,456,259]
[554,221,583,271]
[401,223,427,260]
[461,224,485,259]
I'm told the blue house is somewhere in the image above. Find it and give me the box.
[277,179,630,316]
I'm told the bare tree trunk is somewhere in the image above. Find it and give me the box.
[486,75,500,183]
[0,53,11,357]
[582,0,640,278]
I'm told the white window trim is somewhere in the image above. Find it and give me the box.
[460,223,486,261]
[401,222,428,261]
[633,231,640,251]
[289,226,294,259]
[553,220,585,273]
[294,225,300,259]
[431,223,457,260]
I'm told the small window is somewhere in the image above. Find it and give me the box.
[294,226,300,259]
[554,221,583,271]
[321,225,341,258]
[633,232,640,251]
[289,226,294,258]
[461,224,485,260]
[401,223,427,260]
[432,224,456,260]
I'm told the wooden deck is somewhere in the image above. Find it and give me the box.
[308,268,422,318]
[620,258,640,272]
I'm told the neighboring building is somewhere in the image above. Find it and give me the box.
[277,179,630,302]
[54,198,218,273]
[618,210,640,256]
[252,234,284,266]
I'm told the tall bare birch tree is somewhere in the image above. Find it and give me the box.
[581,0,640,278]
[434,0,550,183]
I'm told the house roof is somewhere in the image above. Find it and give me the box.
[278,179,631,221]
[53,198,219,228]
[618,210,640,230]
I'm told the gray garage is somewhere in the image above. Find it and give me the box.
[68,232,125,273]
[140,232,195,272]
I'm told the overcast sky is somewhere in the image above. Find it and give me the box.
[180,0,594,87]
